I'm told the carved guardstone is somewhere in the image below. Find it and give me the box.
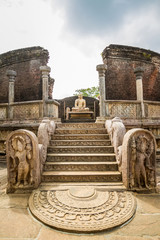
[122,128,157,191]
[6,130,41,193]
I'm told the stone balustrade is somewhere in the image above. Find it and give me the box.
[0,100,59,121]
[105,100,160,119]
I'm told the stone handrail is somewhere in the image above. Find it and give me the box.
[105,117,126,162]
[0,99,59,120]
[38,118,55,173]
[105,100,141,119]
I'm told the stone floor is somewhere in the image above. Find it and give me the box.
[0,164,160,240]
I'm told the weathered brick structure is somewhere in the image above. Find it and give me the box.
[0,46,49,103]
[0,46,60,158]
[102,44,160,101]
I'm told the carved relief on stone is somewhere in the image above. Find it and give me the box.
[109,103,137,119]
[6,130,41,192]
[29,188,136,232]
[105,117,126,162]
[122,128,156,190]
[38,118,55,171]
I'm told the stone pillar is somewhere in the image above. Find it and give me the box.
[6,70,17,119]
[40,66,51,117]
[96,64,107,118]
[134,67,145,118]
[6,70,17,103]
[134,67,144,101]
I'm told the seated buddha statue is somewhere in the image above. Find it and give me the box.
[72,94,89,112]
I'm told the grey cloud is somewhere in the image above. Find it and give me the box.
[52,0,160,36]
[50,0,160,53]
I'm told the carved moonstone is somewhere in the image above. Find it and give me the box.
[29,187,136,232]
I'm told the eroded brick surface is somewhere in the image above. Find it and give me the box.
[102,44,160,101]
[0,46,49,103]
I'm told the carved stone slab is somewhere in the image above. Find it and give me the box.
[122,128,157,190]
[6,129,41,193]
[29,187,136,233]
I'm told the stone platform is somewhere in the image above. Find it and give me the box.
[29,186,136,233]
[67,111,94,120]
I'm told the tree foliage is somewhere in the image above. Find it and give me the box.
[73,86,99,99]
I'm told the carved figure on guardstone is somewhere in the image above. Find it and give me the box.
[121,128,156,191]
[6,130,41,193]
[11,135,31,186]
[130,137,137,188]
[134,135,154,189]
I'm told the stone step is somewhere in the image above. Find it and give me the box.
[56,123,104,129]
[65,119,95,123]
[54,128,107,135]
[47,146,114,154]
[52,134,109,140]
[47,153,116,162]
[0,155,6,163]
[44,162,118,171]
[39,182,126,191]
[157,148,160,160]
[42,171,122,182]
[50,139,111,146]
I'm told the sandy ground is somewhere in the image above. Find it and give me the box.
[0,164,160,240]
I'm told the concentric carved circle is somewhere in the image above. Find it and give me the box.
[29,188,136,233]
[68,186,96,199]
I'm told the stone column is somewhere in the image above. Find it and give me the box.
[96,64,107,118]
[6,70,17,119]
[134,67,145,118]
[40,66,51,117]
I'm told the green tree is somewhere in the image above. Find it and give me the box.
[73,86,99,99]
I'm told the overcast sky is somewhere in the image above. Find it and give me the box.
[0,0,160,99]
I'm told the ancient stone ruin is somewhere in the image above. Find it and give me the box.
[0,44,160,233]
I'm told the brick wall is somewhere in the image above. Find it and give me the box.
[102,44,160,101]
[0,46,49,103]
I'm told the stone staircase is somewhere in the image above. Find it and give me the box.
[41,123,124,188]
